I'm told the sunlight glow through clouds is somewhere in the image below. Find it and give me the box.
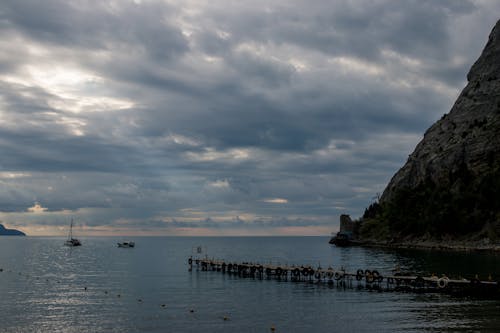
[0,172,31,179]
[27,202,48,213]
[23,65,135,114]
[166,133,201,146]
[54,116,87,136]
[380,49,423,69]
[27,65,99,89]
[185,147,251,162]
[48,95,135,114]
[288,58,309,72]
[262,198,288,204]
[328,56,384,76]
[207,179,230,189]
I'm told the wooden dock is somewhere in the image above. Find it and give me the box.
[188,257,499,297]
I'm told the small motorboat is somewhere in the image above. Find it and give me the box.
[117,241,135,248]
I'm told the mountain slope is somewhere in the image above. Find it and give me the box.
[360,19,500,246]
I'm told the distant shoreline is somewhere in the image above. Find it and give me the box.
[0,224,26,236]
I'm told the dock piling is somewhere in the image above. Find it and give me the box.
[188,257,499,297]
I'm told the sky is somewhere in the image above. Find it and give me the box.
[0,0,499,236]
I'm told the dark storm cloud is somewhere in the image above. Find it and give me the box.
[0,0,188,59]
[195,1,476,77]
[0,0,498,234]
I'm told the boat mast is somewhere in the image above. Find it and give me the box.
[69,218,73,239]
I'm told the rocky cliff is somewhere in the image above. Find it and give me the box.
[361,20,500,246]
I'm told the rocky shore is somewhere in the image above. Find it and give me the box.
[359,236,500,252]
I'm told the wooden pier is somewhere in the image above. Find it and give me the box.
[188,257,499,297]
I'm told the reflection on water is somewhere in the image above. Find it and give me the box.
[0,236,499,332]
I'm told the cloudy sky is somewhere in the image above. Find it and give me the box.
[0,0,499,236]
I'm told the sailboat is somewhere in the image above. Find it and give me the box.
[64,219,82,247]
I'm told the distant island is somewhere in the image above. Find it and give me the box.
[356,19,500,251]
[0,224,26,236]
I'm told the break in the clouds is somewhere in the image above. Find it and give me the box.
[0,0,498,235]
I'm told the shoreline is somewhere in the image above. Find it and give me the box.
[358,239,500,253]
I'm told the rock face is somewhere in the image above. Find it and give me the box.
[365,20,500,241]
[0,224,26,236]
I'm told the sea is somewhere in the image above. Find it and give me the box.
[1,236,499,332]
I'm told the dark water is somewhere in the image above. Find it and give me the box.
[1,236,499,332]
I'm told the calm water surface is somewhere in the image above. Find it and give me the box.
[0,236,499,332]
